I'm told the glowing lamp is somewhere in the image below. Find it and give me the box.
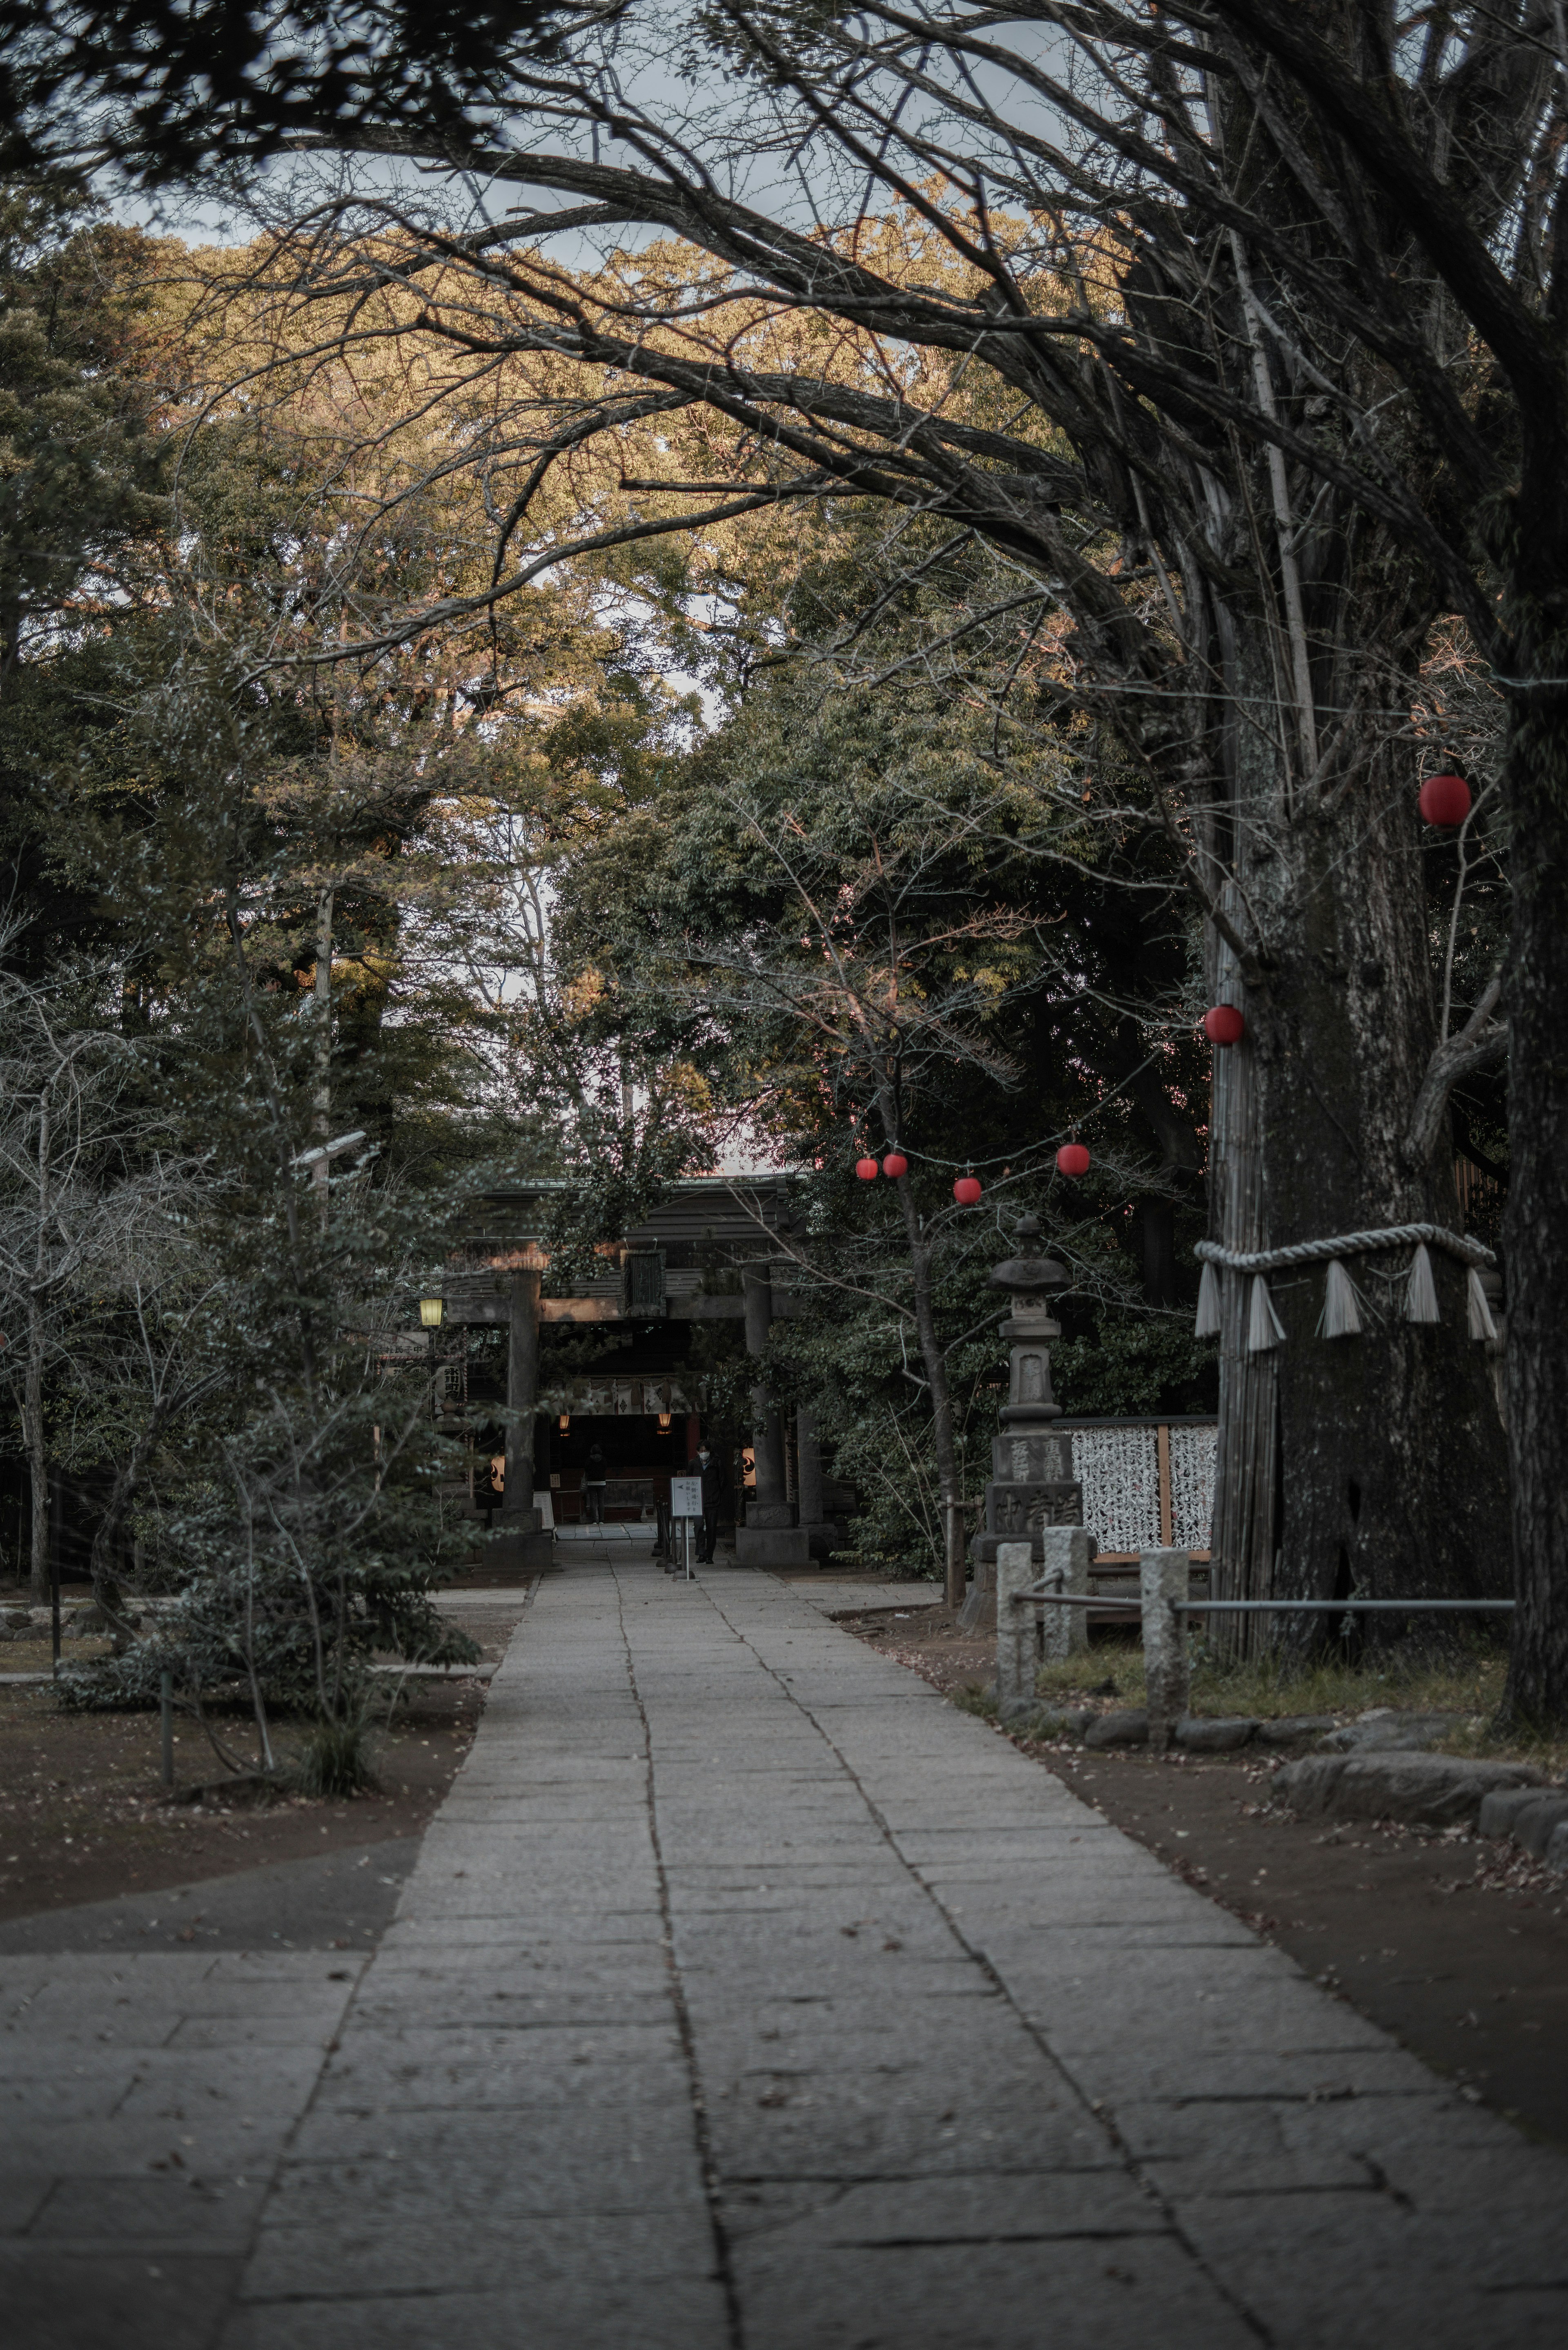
[558,1411,570,1431]
[855,1155,880,1181]
[419,1296,444,1329]
[882,1151,908,1179]
[953,1175,983,1206]
[1419,771,1472,826]
[1056,1142,1091,1178]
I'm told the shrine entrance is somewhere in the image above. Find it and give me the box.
[546,1409,702,1534]
[437,1174,845,1573]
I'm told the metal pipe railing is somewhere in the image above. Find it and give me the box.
[999,1549,1515,1755]
[1012,1590,1513,1612]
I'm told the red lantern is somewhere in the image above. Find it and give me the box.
[882,1151,908,1180]
[855,1155,880,1181]
[1056,1142,1091,1178]
[1419,771,1472,827]
[953,1175,983,1206]
[1203,1003,1245,1047]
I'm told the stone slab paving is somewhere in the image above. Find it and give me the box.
[11,1554,1568,2347]
[0,1948,369,2349]
[222,1556,1568,2349]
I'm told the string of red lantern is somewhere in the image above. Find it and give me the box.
[1419,771,1472,827]
[853,977,1285,1202]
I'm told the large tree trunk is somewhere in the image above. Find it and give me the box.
[1206,917,1278,1651]
[1261,745,1508,1621]
[1199,612,1284,1651]
[1202,553,1508,1637]
[1500,517,1568,1725]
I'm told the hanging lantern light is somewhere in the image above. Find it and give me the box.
[419,1295,444,1329]
[1202,1003,1245,1047]
[953,1174,983,1206]
[882,1150,908,1179]
[1418,771,1472,826]
[558,1410,570,1431]
[855,1154,880,1181]
[657,1410,672,1431]
[1056,1142,1091,1177]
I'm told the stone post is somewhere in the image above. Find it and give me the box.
[735,1266,808,1566]
[1140,1548,1191,1754]
[994,1541,1038,1713]
[1038,1526,1091,1666]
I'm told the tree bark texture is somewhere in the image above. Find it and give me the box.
[24,1291,47,1603]
[1205,916,1278,1654]
[1257,755,1509,1621]
[1500,510,1568,1722]
[1200,563,1508,1631]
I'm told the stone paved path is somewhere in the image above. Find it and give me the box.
[9,1554,1568,2347]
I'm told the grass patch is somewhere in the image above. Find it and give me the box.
[288,1715,381,1799]
[1036,1632,1514,1728]
[951,1681,998,1721]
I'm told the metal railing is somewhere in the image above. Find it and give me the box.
[1015,1590,1515,1613]
[1000,1543,1514,1752]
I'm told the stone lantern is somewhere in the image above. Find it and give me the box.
[962,1214,1085,1628]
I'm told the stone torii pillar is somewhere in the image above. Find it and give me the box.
[497,1266,552,1574]
[733,1264,810,1568]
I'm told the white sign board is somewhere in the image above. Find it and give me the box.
[669,1474,704,1520]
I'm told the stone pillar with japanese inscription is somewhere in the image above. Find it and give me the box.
[962,1215,1087,1630]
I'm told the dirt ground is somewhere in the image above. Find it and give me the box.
[845,1603,1568,2153]
[0,1603,524,1926]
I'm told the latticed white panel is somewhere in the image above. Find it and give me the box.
[1169,1425,1217,1551]
[1070,1426,1161,1554]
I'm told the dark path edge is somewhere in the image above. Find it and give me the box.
[0,1838,423,1956]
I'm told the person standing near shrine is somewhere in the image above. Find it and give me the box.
[479,1450,503,1531]
[583,1441,607,1525]
[695,1443,722,1561]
